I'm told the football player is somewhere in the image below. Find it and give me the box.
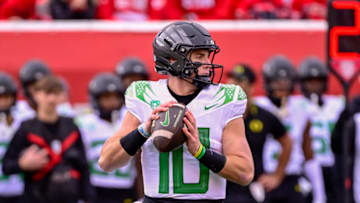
[340,110,360,203]
[16,60,52,120]
[115,57,149,89]
[76,73,137,203]
[255,55,325,203]
[225,64,292,203]
[0,72,23,203]
[298,57,343,203]
[99,21,254,202]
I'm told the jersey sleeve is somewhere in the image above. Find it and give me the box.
[224,85,247,125]
[124,81,146,123]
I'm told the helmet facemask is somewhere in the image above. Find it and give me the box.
[169,44,223,88]
[300,77,327,104]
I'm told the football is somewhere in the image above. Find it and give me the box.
[151,103,187,152]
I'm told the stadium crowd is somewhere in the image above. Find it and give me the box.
[0,0,327,20]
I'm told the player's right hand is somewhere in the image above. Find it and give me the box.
[182,110,201,156]
[19,145,49,171]
[143,101,177,133]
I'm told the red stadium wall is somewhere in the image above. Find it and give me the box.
[0,21,358,103]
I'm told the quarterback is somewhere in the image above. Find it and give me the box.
[99,21,254,202]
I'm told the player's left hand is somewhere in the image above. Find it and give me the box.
[257,173,283,192]
[182,110,201,156]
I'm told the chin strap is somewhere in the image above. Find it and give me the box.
[179,62,214,88]
[98,109,121,123]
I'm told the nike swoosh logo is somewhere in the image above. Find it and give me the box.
[160,110,170,127]
[204,103,217,111]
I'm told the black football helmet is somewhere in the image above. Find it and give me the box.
[0,72,17,114]
[89,73,125,120]
[153,21,223,88]
[299,57,328,97]
[263,55,297,97]
[228,63,256,84]
[115,57,149,80]
[19,60,52,100]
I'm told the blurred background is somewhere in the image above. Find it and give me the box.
[1,0,360,203]
[1,0,352,105]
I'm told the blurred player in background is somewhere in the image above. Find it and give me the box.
[0,72,23,203]
[255,55,324,203]
[99,21,254,202]
[2,75,94,203]
[341,108,360,203]
[56,77,75,117]
[225,64,292,203]
[16,60,52,120]
[115,57,149,89]
[76,72,137,203]
[16,59,74,119]
[115,56,151,200]
[298,57,343,203]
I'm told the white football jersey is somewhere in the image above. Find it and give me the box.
[255,96,310,175]
[0,113,24,196]
[125,79,247,200]
[297,95,344,167]
[76,107,137,189]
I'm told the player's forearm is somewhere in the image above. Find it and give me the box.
[98,135,132,172]
[219,155,254,185]
[303,121,314,160]
[275,135,292,178]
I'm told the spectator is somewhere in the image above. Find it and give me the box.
[166,0,236,20]
[2,76,94,203]
[148,0,183,20]
[96,0,182,21]
[0,0,36,19]
[0,72,23,203]
[292,0,326,19]
[97,0,236,20]
[50,0,95,19]
[96,0,148,20]
[35,0,52,19]
[234,0,294,19]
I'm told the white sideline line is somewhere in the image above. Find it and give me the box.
[0,20,327,32]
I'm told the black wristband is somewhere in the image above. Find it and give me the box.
[120,128,148,156]
[199,149,226,173]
